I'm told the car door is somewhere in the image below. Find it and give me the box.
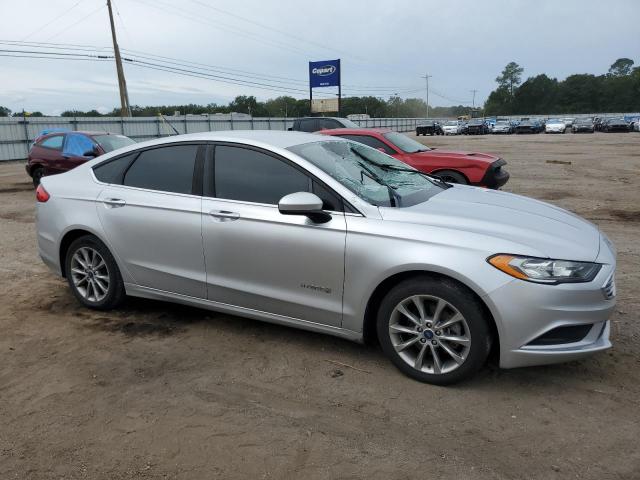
[201,143,346,326]
[95,143,207,298]
[61,133,97,172]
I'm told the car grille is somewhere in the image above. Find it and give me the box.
[602,274,616,300]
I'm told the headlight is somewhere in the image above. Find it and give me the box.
[488,254,601,284]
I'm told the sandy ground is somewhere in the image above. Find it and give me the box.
[0,131,639,479]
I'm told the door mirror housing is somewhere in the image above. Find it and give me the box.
[278,192,331,223]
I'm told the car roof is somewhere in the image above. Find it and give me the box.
[120,130,333,151]
[319,128,390,135]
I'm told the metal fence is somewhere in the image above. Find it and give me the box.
[0,116,428,161]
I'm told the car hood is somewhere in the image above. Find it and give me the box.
[546,122,565,127]
[380,185,601,261]
[413,149,498,165]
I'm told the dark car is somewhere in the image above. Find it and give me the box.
[602,117,631,132]
[321,128,509,188]
[466,119,489,135]
[415,121,444,136]
[515,120,542,134]
[288,117,361,133]
[572,118,595,133]
[26,130,135,186]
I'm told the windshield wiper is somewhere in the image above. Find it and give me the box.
[349,148,402,207]
[375,164,452,188]
[356,161,402,207]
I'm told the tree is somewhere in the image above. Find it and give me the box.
[513,74,559,114]
[496,62,524,96]
[484,86,512,115]
[0,106,10,117]
[608,58,634,77]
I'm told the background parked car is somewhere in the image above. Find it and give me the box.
[492,121,513,134]
[602,117,631,132]
[26,130,135,186]
[515,120,543,134]
[466,119,489,135]
[288,117,361,133]
[442,120,462,135]
[416,121,444,136]
[561,117,576,128]
[544,119,566,134]
[572,118,595,133]
[320,128,509,188]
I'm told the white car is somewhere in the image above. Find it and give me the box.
[442,121,461,135]
[545,119,566,134]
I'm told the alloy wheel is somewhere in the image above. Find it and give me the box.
[70,247,110,302]
[388,295,471,375]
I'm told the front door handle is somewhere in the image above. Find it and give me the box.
[103,198,126,208]
[209,210,240,222]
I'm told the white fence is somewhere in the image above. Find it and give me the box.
[0,116,427,161]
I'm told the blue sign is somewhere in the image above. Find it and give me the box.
[309,59,340,88]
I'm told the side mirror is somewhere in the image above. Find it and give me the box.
[83,146,99,158]
[278,192,331,224]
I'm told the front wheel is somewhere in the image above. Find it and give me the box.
[65,235,126,310]
[434,170,467,185]
[376,276,492,385]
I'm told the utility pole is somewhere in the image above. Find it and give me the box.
[421,73,432,119]
[107,0,131,117]
[470,89,478,109]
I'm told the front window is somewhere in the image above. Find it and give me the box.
[382,131,430,153]
[338,118,360,128]
[288,140,444,208]
[94,134,135,153]
[444,121,458,126]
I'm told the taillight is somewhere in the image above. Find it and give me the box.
[36,184,50,202]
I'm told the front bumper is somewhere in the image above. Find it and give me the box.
[484,242,615,369]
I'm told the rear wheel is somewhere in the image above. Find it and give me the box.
[31,167,44,187]
[65,235,126,310]
[434,170,467,185]
[376,276,492,385]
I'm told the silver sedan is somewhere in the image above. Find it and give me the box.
[35,131,616,384]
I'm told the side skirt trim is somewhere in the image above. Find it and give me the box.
[124,283,363,343]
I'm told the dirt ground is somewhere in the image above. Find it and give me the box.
[1,131,639,479]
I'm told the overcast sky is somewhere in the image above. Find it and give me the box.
[1,0,639,115]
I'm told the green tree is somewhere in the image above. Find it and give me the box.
[0,106,10,117]
[484,86,512,115]
[608,58,634,76]
[513,74,559,114]
[496,62,524,96]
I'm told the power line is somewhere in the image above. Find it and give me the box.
[20,0,87,41]
[43,3,107,42]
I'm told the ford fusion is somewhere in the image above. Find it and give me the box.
[35,131,616,384]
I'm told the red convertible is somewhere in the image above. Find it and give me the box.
[320,128,509,188]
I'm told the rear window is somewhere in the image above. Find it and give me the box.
[94,134,136,152]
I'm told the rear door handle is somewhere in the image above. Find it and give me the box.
[103,198,126,208]
[209,210,240,221]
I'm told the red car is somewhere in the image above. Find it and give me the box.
[26,130,135,186]
[320,128,509,188]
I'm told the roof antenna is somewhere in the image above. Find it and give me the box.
[158,113,180,135]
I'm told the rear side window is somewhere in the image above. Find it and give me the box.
[336,134,396,155]
[298,119,318,132]
[123,145,198,194]
[93,153,138,184]
[39,135,64,150]
[214,146,310,204]
[318,118,340,130]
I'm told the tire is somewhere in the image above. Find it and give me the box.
[32,167,44,187]
[434,170,467,185]
[376,276,492,385]
[65,235,126,310]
